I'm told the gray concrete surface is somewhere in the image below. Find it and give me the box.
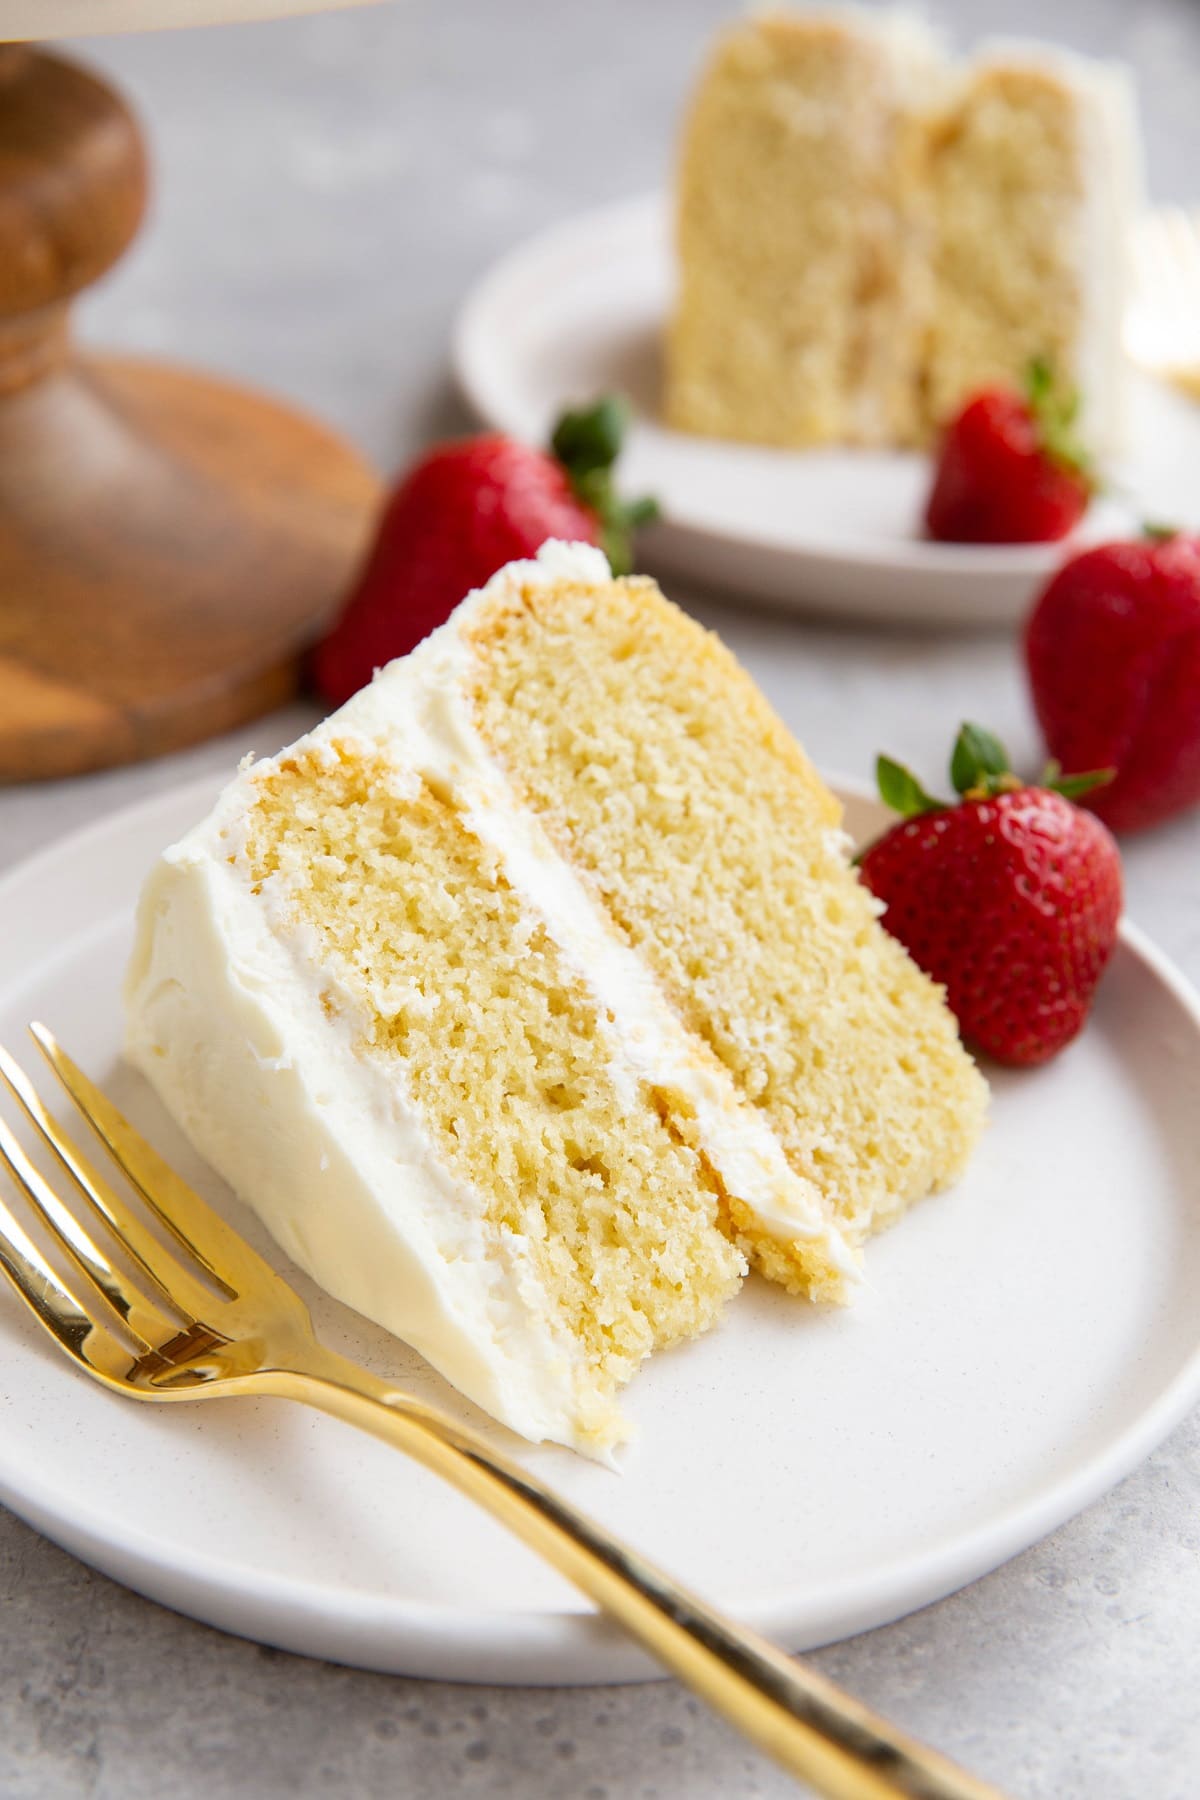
[0,0,1198,1793]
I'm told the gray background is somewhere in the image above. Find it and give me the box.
[2,0,1199,1794]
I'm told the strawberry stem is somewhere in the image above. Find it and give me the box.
[950,723,1010,797]
[871,726,1112,833]
[876,755,944,818]
[1025,356,1094,491]
[550,396,660,576]
[1039,759,1115,800]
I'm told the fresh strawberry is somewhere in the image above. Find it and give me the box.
[1025,531,1200,834]
[858,725,1121,1066]
[311,397,657,705]
[925,360,1093,544]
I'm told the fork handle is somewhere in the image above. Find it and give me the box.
[265,1346,1006,1800]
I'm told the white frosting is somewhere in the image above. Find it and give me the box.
[970,40,1142,458]
[125,541,859,1458]
[1068,56,1142,459]
[126,812,593,1454]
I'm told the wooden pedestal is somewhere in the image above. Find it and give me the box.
[0,46,380,782]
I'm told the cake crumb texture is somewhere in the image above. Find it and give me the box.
[241,745,746,1440]
[666,11,933,447]
[666,11,1132,451]
[924,62,1085,429]
[466,573,988,1275]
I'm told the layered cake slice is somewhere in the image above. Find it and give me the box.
[923,44,1138,453]
[666,10,940,448]
[126,543,986,1456]
[666,10,1139,453]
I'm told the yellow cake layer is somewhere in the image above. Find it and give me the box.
[923,63,1085,430]
[666,11,1131,452]
[465,571,988,1291]
[242,744,746,1443]
[666,12,932,448]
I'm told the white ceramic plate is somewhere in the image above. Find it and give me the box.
[0,775,1199,1684]
[453,194,1200,627]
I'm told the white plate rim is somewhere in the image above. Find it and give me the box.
[0,773,1197,1684]
[451,191,1092,582]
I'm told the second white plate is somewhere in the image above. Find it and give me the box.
[454,194,1199,627]
[0,778,1197,1683]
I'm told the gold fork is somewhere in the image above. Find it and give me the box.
[0,1024,1006,1800]
[1127,205,1200,400]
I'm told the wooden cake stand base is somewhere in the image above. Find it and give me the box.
[0,46,380,783]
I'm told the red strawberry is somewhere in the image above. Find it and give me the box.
[311,397,657,705]
[1025,531,1200,834]
[925,361,1093,544]
[858,725,1122,1067]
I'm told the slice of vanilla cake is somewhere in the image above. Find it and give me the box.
[126,543,986,1456]
[666,11,1139,454]
[923,43,1139,454]
[666,10,941,447]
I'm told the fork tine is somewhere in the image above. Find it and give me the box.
[0,1045,218,1324]
[31,1025,280,1301]
[0,1187,133,1383]
[0,1112,172,1351]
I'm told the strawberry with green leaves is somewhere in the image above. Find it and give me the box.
[858,725,1122,1067]
[925,360,1094,545]
[312,396,657,705]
